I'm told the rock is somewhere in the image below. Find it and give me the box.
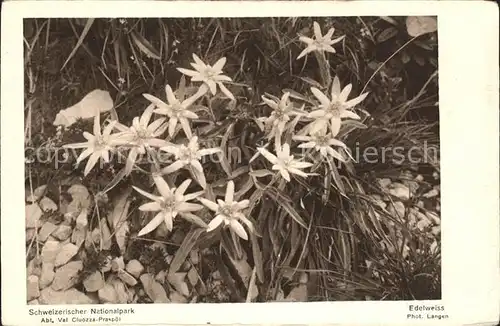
[187,268,198,286]
[416,219,432,231]
[117,269,137,286]
[38,222,58,242]
[431,225,441,236]
[51,261,83,291]
[40,287,95,304]
[67,184,91,214]
[71,227,86,248]
[27,275,40,301]
[110,278,129,304]
[169,291,188,303]
[27,257,42,277]
[140,274,170,303]
[41,240,61,264]
[98,284,118,303]
[111,257,125,272]
[54,243,79,267]
[83,271,105,292]
[190,249,200,265]
[39,263,55,289]
[415,174,424,182]
[26,229,36,243]
[426,212,440,225]
[125,260,144,278]
[377,178,391,189]
[28,299,39,305]
[416,200,425,208]
[39,197,58,212]
[285,284,307,302]
[423,189,439,198]
[75,208,89,229]
[388,201,405,218]
[26,204,43,229]
[389,183,410,201]
[53,225,73,241]
[155,270,166,283]
[26,185,47,203]
[167,272,189,297]
[100,256,112,273]
[370,195,386,209]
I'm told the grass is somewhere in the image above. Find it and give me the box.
[24,16,440,302]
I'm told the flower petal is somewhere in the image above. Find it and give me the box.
[102,120,117,137]
[168,117,178,137]
[165,85,177,105]
[331,76,341,97]
[64,142,90,149]
[330,117,342,136]
[324,27,335,40]
[340,110,361,120]
[178,202,204,212]
[206,80,217,95]
[177,68,200,77]
[162,160,186,175]
[298,141,316,149]
[75,147,93,164]
[257,147,278,164]
[344,92,369,109]
[138,212,165,236]
[212,57,227,72]
[192,54,207,69]
[218,82,235,101]
[225,180,235,204]
[143,93,168,109]
[280,169,291,182]
[230,220,248,240]
[183,191,204,201]
[339,84,353,103]
[235,199,249,210]
[198,148,221,156]
[153,175,173,198]
[84,152,100,176]
[179,118,193,138]
[124,148,138,176]
[207,215,224,232]
[164,211,174,231]
[299,36,314,45]
[140,104,155,127]
[175,179,192,197]
[139,202,162,212]
[313,21,322,40]
[198,198,219,212]
[311,87,331,107]
[93,113,101,136]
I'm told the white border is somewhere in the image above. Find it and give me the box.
[2,1,499,325]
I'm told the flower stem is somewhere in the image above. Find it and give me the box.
[315,51,331,89]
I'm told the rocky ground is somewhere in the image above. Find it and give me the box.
[26,168,440,304]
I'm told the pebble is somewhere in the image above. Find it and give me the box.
[83,271,105,292]
[377,178,391,189]
[54,243,79,267]
[27,257,42,277]
[187,268,198,286]
[190,250,200,265]
[39,263,55,289]
[26,185,47,203]
[423,189,439,198]
[111,257,125,272]
[52,225,73,241]
[27,275,40,301]
[426,212,441,225]
[388,201,405,218]
[389,183,410,201]
[100,256,112,273]
[416,219,432,231]
[26,204,43,229]
[41,240,62,264]
[117,269,137,286]
[111,278,129,304]
[39,287,95,304]
[38,222,58,242]
[415,174,424,182]
[71,227,86,248]
[169,291,188,303]
[98,284,118,303]
[431,225,441,236]
[167,272,190,297]
[51,261,83,291]
[39,197,58,212]
[26,229,36,243]
[28,299,40,305]
[125,260,144,278]
[140,274,170,303]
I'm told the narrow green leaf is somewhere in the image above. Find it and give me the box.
[61,18,95,71]
[169,227,204,275]
[266,189,307,229]
[130,30,161,60]
[249,169,274,178]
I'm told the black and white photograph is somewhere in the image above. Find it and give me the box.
[23,15,442,305]
[1,1,498,325]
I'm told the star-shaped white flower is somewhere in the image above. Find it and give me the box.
[133,176,205,236]
[198,181,253,240]
[297,21,345,59]
[63,113,125,176]
[307,76,369,135]
[177,54,234,100]
[143,85,201,138]
[293,131,347,162]
[114,104,169,175]
[160,136,221,188]
[257,92,305,141]
[257,143,313,182]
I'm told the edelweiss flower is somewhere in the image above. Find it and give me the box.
[257,143,313,182]
[143,85,201,138]
[114,104,169,175]
[307,76,369,135]
[160,136,221,188]
[293,131,347,161]
[297,21,345,59]
[64,113,124,176]
[133,176,204,236]
[198,181,253,240]
[177,54,234,100]
[258,92,305,140]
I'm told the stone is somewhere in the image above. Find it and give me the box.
[26,204,43,229]
[100,256,112,273]
[26,229,36,243]
[111,257,125,272]
[416,219,432,231]
[426,212,441,225]
[190,249,200,265]
[54,243,79,267]
[431,225,441,236]
[39,287,95,304]
[187,268,198,286]
[110,278,129,304]
[52,225,73,241]
[38,222,58,242]
[423,189,439,198]
[99,219,113,250]
[71,227,86,248]
[83,271,105,292]
[155,270,166,282]
[39,263,55,289]
[377,178,391,189]
[41,240,61,264]
[27,275,40,301]
[167,272,189,297]
[415,174,424,182]
[51,261,83,291]
[117,269,137,286]
[140,274,170,303]
[389,183,410,201]
[27,257,42,277]
[388,201,405,218]
[26,185,47,203]
[98,283,118,303]
[169,291,188,303]
[28,299,39,305]
[125,260,144,278]
[39,197,58,212]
